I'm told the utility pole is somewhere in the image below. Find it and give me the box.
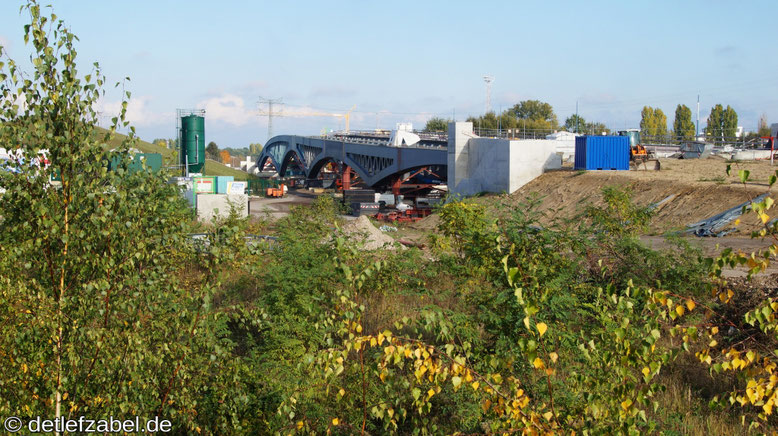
[258,97,283,140]
[498,104,502,134]
[696,94,700,139]
[483,75,494,114]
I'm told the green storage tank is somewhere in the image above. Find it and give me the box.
[180,115,205,175]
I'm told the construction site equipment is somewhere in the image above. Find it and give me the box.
[343,189,376,205]
[265,188,283,198]
[374,207,432,223]
[248,178,281,196]
[761,135,777,165]
[193,176,216,194]
[214,176,234,194]
[258,103,357,136]
[686,193,768,237]
[574,136,630,170]
[351,202,380,216]
[679,142,713,159]
[265,184,286,198]
[618,130,660,170]
[178,110,206,176]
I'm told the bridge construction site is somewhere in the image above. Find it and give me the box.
[251,121,564,221]
[179,108,778,229]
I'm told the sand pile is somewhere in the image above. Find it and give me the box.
[340,215,402,250]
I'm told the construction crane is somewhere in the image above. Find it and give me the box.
[258,104,357,135]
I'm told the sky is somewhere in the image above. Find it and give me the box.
[1,1,777,148]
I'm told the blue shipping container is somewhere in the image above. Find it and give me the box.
[574,136,630,171]
[214,176,234,194]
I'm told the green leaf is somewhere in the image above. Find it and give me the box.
[739,169,750,184]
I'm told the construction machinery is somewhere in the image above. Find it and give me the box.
[618,129,660,170]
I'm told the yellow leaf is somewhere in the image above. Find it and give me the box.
[686,299,696,311]
[536,322,548,337]
[711,326,719,335]
[735,218,741,226]
[338,388,345,397]
[533,357,545,369]
[332,418,339,426]
[523,316,530,330]
[482,399,492,413]
[761,212,770,224]
[296,421,304,430]
[543,411,554,421]
[549,352,558,363]
[676,305,685,316]
[621,399,632,411]
[471,381,480,391]
[642,367,650,377]
[427,388,435,399]
[377,333,385,345]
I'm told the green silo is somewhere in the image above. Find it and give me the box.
[180,115,205,175]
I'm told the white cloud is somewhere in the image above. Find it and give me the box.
[95,96,170,128]
[197,94,256,126]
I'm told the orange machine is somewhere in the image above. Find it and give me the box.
[619,130,660,170]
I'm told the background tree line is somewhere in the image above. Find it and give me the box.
[427,101,768,145]
[424,100,610,135]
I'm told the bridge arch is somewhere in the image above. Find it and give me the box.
[279,149,307,175]
[256,134,448,188]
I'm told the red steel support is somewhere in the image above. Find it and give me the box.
[342,165,352,191]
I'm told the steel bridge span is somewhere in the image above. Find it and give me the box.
[256,133,448,188]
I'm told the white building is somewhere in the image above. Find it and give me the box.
[240,155,260,175]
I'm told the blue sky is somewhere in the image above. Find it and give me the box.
[1,1,777,148]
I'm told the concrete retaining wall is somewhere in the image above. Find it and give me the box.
[196,193,248,222]
[447,122,561,197]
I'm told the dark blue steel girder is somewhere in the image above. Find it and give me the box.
[256,135,447,187]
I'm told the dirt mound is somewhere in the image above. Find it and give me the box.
[409,213,440,231]
[495,157,775,235]
[340,216,402,250]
